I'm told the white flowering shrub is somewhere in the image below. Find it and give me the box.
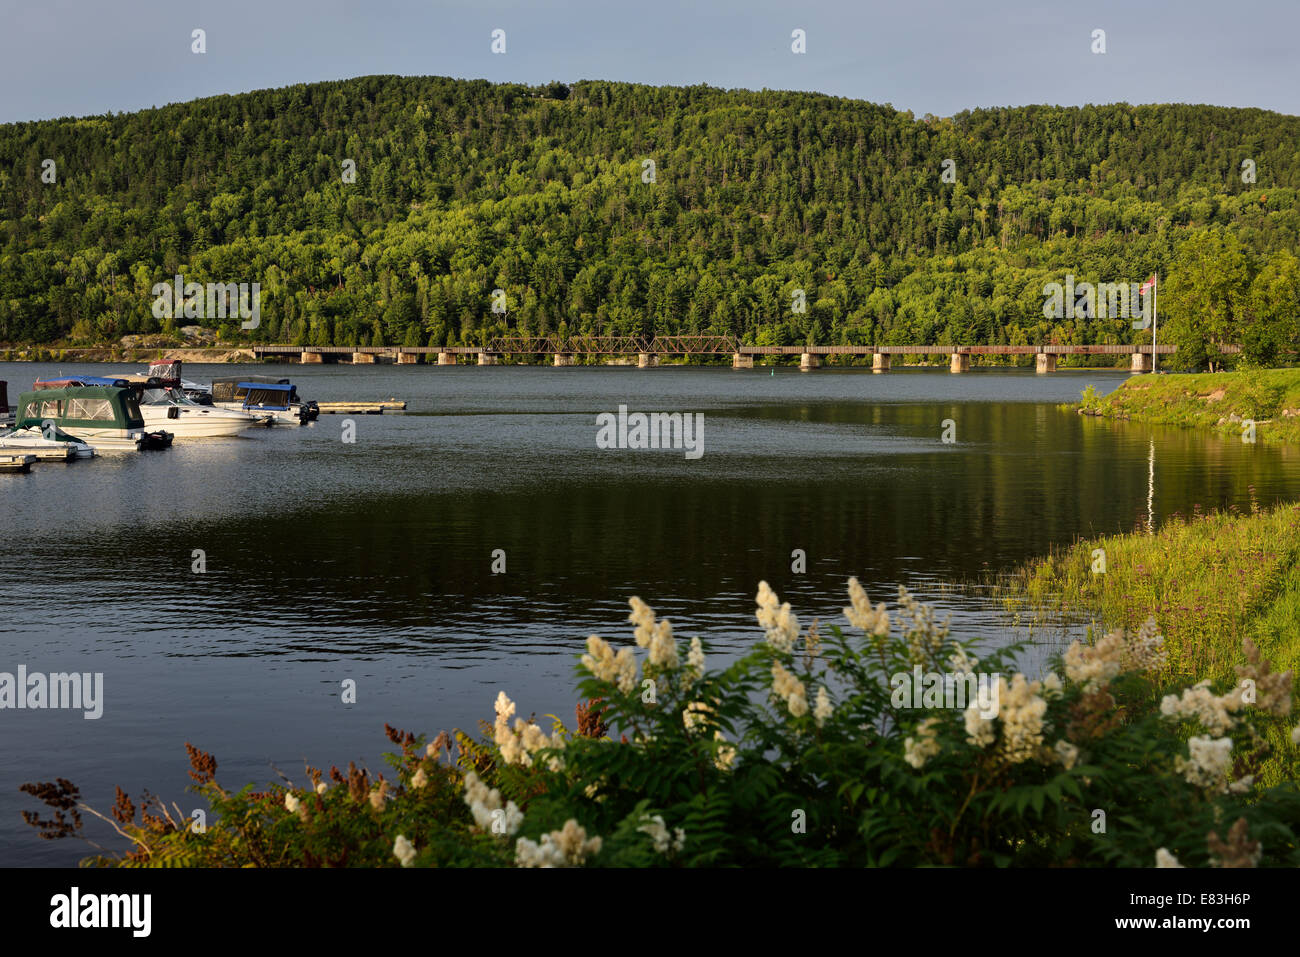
[22,584,1300,867]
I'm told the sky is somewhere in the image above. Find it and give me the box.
[1,0,1297,124]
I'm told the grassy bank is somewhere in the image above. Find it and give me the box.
[1078,369,1300,445]
[1007,502,1300,784]
[1010,503,1300,684]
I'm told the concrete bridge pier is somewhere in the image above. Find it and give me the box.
[800,352,821,371]
[300,351,323,364]
[637,353,658,368]
[1036,353,1057,374]
[732,353,754,369]
[872,353,890,373]
[554,353,574,367]
[352,352,376,364]
[1131,352,1152,373]
[437,352,456,365]
[478,352,500,366]
[950,352,970,373]
[397,352,419,364]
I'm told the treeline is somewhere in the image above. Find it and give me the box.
[1,76,1298,365]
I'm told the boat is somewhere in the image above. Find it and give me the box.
[209,376,319,424]
[35,375,268,437]
[13,385,172,451]
[0,424,93,460]
[0,453,36,473]
[148,359,214,405]
[0,380,13,428]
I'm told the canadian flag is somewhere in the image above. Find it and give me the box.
[1140,274,1158,295]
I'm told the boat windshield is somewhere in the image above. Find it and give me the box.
[140,387,183,405]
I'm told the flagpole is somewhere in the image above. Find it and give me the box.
[1152,272,1158,374]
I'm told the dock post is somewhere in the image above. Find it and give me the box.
[437,352,456,366]
[637,353,658,368]
[1035,353,1057,374]
[1131,351,1152,373]
[872,353,890,373]
[799,352,820,371]
[732,353,753,369]
[950,352,970,373]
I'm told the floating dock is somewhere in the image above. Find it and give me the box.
[314,400,407,415]
[0,454,36,473]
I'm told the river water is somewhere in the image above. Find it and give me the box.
[2,361,1298,864]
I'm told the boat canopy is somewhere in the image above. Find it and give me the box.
[211,376,297,404]
[34,375,132,389]
[239,382,295,411]
[149,359,183,380]
[15,386,145,431]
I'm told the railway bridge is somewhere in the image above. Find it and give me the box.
[255,337,1232,373]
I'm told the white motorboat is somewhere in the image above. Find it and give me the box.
[0,424,94,460]
[111,375,270,436]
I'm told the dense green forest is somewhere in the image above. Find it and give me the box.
[1,76,1298,365]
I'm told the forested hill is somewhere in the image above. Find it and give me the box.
[2,75,1298,364]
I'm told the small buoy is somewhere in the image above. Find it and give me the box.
[770,369,775,376]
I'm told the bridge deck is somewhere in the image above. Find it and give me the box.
[256,340,1211,358]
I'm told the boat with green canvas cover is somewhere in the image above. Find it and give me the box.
[13,386,173,451]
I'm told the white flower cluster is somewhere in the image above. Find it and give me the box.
[581,634,638,693]
[462,770,523,836]
[898,586,947,665]
[843,577,889,637]
[1155,848,1183,868]
[1127,617,1168,672]
[771,660,809,717]
[963,675,1049,764]
[903,717,941,769]
[629,596,678,670]
[948,646,979,676]
[284,792,301,813]
[393,834,416,867]
[814,686,833,727]
[637,814,686,856]
[493,691,565,770]
[1054,739,1079,770]
[687,636,706,679]
[515,819,602,868]
[1160,680,1244,735]
[713,731,737,770]
[1064,633,1124,691]
[683,700,712,732]
[757,581,801,653]
[1065,621,1168,692]
[999,675,1049,763]
[1174,735,1234,791]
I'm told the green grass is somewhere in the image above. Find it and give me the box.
[1077,369,1300,445]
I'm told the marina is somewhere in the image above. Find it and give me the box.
[0,362,402,470]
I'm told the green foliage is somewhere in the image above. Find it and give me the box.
[2,78,1299,357]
